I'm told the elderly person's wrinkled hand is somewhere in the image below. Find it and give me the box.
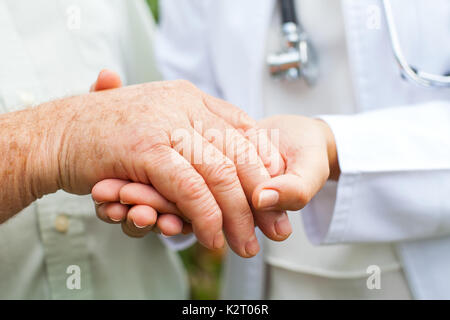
[0,70,293,258]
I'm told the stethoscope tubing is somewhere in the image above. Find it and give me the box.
[277,0,450,88]
[382,0,450,88]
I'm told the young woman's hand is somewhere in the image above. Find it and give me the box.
[252,115,340,213]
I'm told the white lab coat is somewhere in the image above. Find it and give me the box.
[156,0,450,299]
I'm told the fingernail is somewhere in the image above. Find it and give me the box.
[245,235,260,257]
[275,213,292,238]
[94,200,104,206]
[133,220,147,229]
[120,200,131,205]
[110,217,122,223]
[257,189,279,208]
[213,231,225,249]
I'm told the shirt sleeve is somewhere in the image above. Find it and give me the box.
[302,100,450,244]
[155,0,221,97]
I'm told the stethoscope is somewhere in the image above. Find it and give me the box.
[268,0,450,88]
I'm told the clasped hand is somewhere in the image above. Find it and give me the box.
[88,70,338,258]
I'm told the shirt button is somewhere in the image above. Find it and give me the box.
[54,214,70,233]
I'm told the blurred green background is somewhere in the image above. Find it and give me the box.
[147,0,159,22]
[146,0,225,300]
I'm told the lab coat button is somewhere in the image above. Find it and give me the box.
[54,214,69,233]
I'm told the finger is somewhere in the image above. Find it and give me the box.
[202,93,256,129]
[92,179,130,204]
[252,146,329,212]
[119,183,181,216]
[121,206,157,238]
[254,209,292,241]
[203,94,285,176]
[244,127,285,177]
[195,114,290,241]
[90,69,122,92]
[157,214,184,236]
[172,127,259,257]
[128,205,158,229]
[96,202,129,224]
[139,145,225,251]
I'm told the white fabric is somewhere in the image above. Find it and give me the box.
[263,0,402,283]
[0,0,191,252]
[304,102,450,244]
[263,0,356,117]
[304,0,450,299]
[156,0,450,299]
[268,265,411,299]
[0,0,190,299]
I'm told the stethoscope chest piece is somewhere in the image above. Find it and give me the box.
[268,0,450,88]
[267,0,319,85]
[267,22,319,85]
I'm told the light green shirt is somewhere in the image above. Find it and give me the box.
[0,0,188,299]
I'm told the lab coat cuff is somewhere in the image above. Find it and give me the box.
[302,174,358,245]
[302,114,360,245]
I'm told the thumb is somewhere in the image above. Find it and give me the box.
[90,69,122,92]
[252,146,329,212]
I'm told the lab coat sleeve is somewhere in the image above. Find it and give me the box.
[302,100,450,244]
[155,0,221,97]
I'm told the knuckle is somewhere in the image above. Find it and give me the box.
[189,198,222,230]
[238,136,255,155]
[233,109,256,129]
[204,161,239,191]
[229,136,259,167]
[200,205,222,225]
[225,134,245,156]
[174,170,222,223]
[127,126,170,156]
[228,207,253,229]
[175,169,208,202]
